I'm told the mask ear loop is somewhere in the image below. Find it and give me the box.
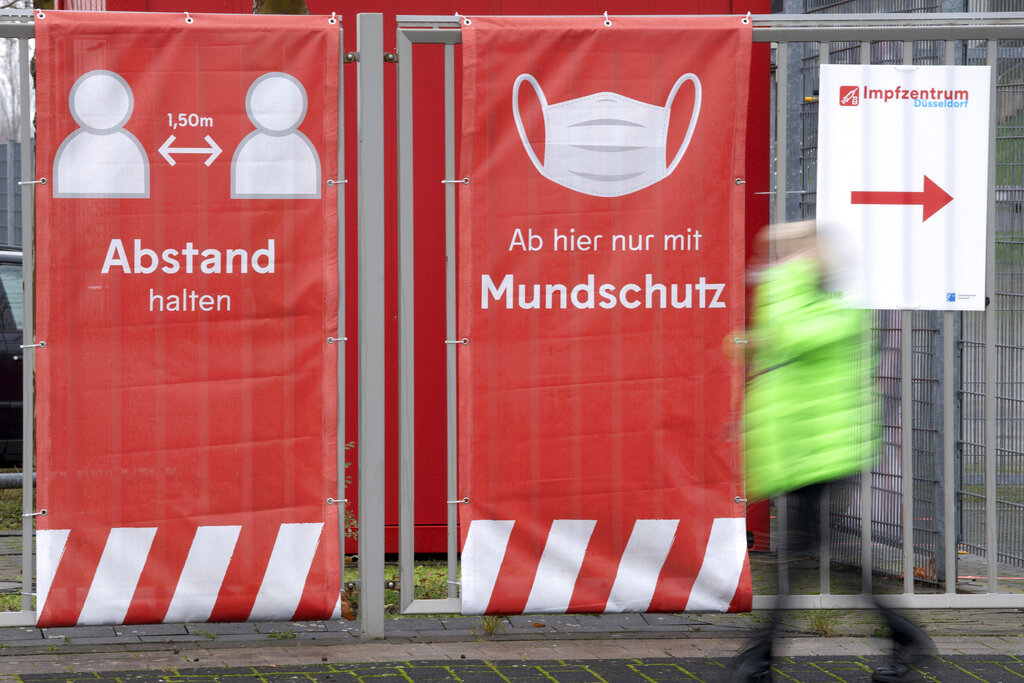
[664,73,702,176]
[512,74,548,176]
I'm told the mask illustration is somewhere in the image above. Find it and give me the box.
[512,73,701,197]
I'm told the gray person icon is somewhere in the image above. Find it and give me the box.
[53,70,150,198]
[231,72,321,199]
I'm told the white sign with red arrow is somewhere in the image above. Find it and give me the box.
[817,64,991,310]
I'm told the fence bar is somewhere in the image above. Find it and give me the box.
[395,14,1024,43]
[19,34,34,620]
[774,43,789,598]
[942,39,957,597]
[817,39,832,600]
[396,19,415,615]
[901,40,914,597]
[985,39,998,593]
[356,12,386,639]
[444,42,460,602]
[754,592,1024,610]
[336,19,348,614]
[859,40,873,596]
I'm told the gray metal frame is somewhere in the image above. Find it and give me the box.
[356,13,386,638]
[391,12,1024,617]
[395,17,463,618]
[4,7,1024,634]
[0,7,37,629]
[0,10,350,631]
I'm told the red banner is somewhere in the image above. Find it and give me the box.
[458,16,752,614]
[35,11,339,626]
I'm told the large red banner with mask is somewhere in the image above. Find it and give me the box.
[458,16,752,614]
[34,12,339,626]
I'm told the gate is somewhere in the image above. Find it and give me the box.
[1,8,1023,638]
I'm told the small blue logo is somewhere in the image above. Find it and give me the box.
[946,292,956,302]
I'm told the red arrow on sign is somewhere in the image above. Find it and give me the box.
[850,175,953,221]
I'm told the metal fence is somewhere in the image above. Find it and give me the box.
[0,140,27,248]
[2,8,1024,636]
[777,6,1024,597]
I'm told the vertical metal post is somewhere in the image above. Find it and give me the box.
[774,42,789,598]
[984,38,999,592]
[396,23,415,613]
[901,39,915,597]
[818,41,831,598]
[4,141,14,244]
[942,39,957,596]
[356,12,386,639]
[335,20,348,613]
[860,41,874,596]
[443,42,459,601]
[18,35,34,615]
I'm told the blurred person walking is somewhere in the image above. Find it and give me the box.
[729,221,933,683]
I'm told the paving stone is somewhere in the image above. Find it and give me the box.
[253,621,329,634]
[186,622,258,636]
[42,626,117,639]
[383,619,445,631]
[642,613,707,627]
[114,624,189,637]
[438,617,481,630]
[396,665,459,681]
[0,626,42,642]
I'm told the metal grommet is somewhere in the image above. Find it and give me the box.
[329,11,337,24]
[603,11,612,26]
[36,10,44,18]
[184,12,193,23]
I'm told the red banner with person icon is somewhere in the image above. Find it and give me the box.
[34,11,340,626]
[457,16,753,614]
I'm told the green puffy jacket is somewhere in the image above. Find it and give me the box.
[744,256,878,500]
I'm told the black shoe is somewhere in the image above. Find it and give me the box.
[727,642,772,682]
[872,662,915,682]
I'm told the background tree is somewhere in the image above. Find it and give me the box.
[252,0,309,13]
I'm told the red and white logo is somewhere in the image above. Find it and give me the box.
[840,85,860,106]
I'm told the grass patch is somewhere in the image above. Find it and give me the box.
[0,468,27,531]
[0,592,30,611]
[804,609,841,637]
[346,559,458,617]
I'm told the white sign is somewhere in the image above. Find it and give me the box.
[817,64,991,310]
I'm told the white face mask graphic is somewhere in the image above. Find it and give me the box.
[513,73,702,197]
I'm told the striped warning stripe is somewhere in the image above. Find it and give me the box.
[37,523,336,627]
[461,518,747,615]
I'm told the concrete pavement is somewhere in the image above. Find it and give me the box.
[2,609,1024,681]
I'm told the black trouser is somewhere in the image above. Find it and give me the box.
[755,482,926,654]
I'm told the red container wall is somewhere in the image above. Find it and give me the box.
[101,0,772,554]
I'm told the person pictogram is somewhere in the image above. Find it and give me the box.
[53,70,149,198]
[231,72,321,199]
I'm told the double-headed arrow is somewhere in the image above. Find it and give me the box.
[158,135,222,167]
[851,174,953,221]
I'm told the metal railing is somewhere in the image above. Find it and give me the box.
[3,9,1024,637]
[392,12,1024,620]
